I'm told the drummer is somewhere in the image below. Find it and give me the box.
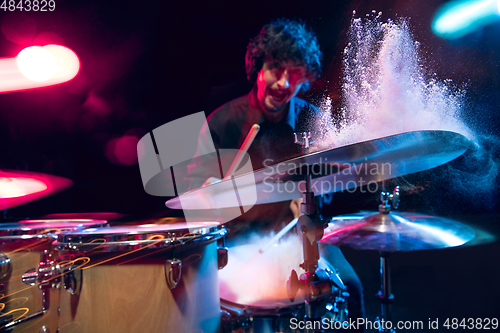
[187,18,365,328]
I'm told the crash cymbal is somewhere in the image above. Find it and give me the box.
[320,211,476,251]
[0,170,73,210]
[166,130,470,210]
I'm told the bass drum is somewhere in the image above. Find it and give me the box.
[0,219,107,333]
[219,234,348,333]
[54,220,224,333]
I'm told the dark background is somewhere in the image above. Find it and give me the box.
[1,0,499,330]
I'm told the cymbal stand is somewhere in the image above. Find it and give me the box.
[377,252,395,332]
[376,187,400,332]
[287,132,344,332]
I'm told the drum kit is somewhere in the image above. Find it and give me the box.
[0,130,478,333]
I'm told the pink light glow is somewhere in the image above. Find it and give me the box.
[16,46,57,81]
[0,177,47,198]
[0,44,80,93]
[321,222,367,241]
[18,219,107,227]
[106,135,141,166]
[0,170,73,210]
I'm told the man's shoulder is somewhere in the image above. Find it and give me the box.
[293,96,330,133]
[293,96,320,113]
[206,95,249,124]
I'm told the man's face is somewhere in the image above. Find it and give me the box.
[255,61,307,118]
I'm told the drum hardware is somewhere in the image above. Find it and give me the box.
[39,326,49,333]
[2,244,79,330]
[63,268,82,295]
[376,187,400,331]
[0,253,11,280]
[0,311,14,330]
[164,258,182,289]
[21,250,84,297]
[287,132,347,331]
[375,252,395,333]
[217,246,229,270]
[293,131,315,149]
[379,186,400,213]
[2,308,46,330]
[0,221,108,332]
[375,187,398,333]
[217,229,229,270]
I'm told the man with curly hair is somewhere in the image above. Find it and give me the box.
[188,18,365,330]
[189,19,327,177]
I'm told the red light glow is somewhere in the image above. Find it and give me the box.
[321,222,367,241]
[0,170,73,210]
[16,46,57,82]
[0,177,47,198]
[0,44,80,93]
[105,135,140,166]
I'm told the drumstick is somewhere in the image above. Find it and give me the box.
[222,124,260,180]
[259,217,299,253]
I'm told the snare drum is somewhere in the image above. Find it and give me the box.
[0,219,107,332]
[219,235,348,333]
[54,221,224,333]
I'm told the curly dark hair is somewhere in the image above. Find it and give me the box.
[245,18,322,91]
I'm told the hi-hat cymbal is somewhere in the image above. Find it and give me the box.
[0,170,73,210]
[166,130,470,211]
[321,212,476,251]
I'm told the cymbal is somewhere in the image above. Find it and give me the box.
[321,212,476,251]
[166,130,470,210]
[0,170,73,210]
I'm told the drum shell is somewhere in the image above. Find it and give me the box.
[57,238,221,333]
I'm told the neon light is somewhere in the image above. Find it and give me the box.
[0,177,47,198]
[432,0,500,39]
[16,46,57,82]
[0,170,73,209]
[42,45,80,82]
[0,44,80,93]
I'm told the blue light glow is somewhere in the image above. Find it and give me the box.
[432,0,500,39]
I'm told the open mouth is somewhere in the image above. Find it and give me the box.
[268,89,288,103]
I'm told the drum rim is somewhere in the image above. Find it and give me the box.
[220,297,302,315]
[54,224,226,251]
[0,220,109,241]
[18,218,109,225]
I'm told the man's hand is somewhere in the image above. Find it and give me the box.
[201,177,221,187]
[290,198,303,218]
